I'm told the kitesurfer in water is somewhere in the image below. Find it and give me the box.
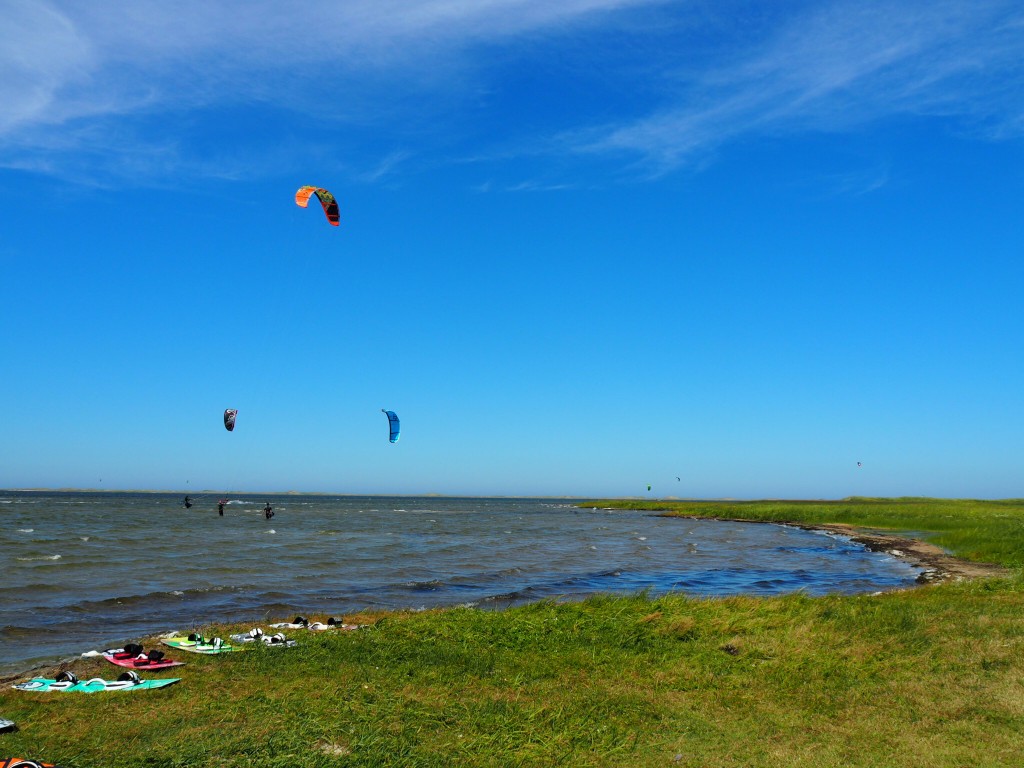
[264,502,274,520]
[183,495,192,509]
[218,501,225,516]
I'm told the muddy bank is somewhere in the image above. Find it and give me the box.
[660,515,1010,584]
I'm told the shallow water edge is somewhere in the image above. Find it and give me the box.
[651,513,1010,583]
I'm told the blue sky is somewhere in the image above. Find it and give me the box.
[2,0,1022,498]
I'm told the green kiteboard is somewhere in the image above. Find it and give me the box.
[161,635,246,654]
[13,677,179,693]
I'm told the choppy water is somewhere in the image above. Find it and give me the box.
[0,491,921,672]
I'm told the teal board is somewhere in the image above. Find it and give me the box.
[13,677,179,693]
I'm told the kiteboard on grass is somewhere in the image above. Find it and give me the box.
[103,647,183,670]
[13,671,179,693]
[161,634,245,654]
[1,759,64,768]
[270,616,364,631]
[228,629,297,647]
[0,719,14,732]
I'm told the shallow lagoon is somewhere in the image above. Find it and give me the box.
[0,491,921,672]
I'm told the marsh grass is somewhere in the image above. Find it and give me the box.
[2,498,1024,766]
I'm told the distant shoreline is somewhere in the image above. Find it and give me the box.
[7,489,1022,501]
[0,488,595,499]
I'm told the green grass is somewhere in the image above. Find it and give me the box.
[2,498,1024,766]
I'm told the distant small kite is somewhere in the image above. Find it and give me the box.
[857,462,862,468]
[224,409,238,432]
[295,185,340,226]
[382,409,400,443]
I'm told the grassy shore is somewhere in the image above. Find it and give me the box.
[2,498,1023,767]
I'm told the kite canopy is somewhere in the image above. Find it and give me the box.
[295,185,340,226]
[224,409,238,432]
[381,409,400,443]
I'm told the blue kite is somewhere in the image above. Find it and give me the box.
[381,409,400,443]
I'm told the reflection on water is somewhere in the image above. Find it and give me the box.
[0,492,920,671]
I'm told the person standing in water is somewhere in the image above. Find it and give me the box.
[264,502,274,520]
[218,501,225,516]
[183,495,192,509]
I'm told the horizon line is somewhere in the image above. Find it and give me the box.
[2,488,1020,503]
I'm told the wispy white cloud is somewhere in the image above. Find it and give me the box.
[1,0,94,133]
[0,0,665,181]
[573,0,1024,175]
[2,0,1022,185]
[504,179,578,192]
[794,164,893,198]
[2,0,658,130]
[358,150,413,184]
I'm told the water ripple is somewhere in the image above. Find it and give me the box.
[0,491,922,672]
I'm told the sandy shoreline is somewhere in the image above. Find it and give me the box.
[658,514,1010,584]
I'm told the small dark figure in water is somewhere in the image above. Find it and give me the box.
[218,501,225,516]
[264,502,274,520]
[183,495,192,509]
